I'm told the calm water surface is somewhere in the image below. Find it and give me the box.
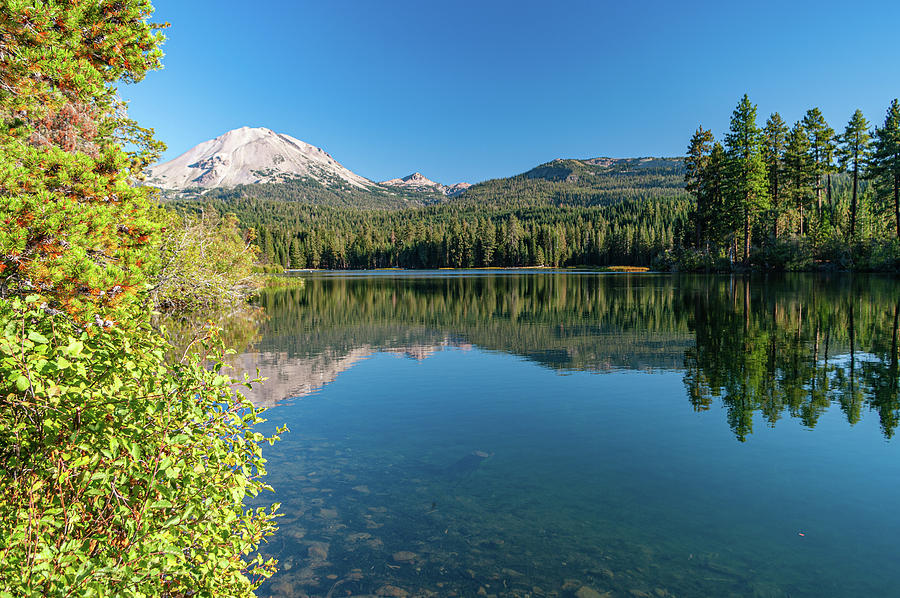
[240,272,900,598]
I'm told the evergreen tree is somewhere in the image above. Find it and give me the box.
[837,109,872,238]
[784,122,814,235]
[685,126,715,248]
[702,142,730,251]
[763,113,789,238]
[724,95,770,263]
[871,99,900,238]
[802,108,836,221]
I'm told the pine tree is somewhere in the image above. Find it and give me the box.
[784,122,814,235]
[763,113,789,238]
[703,143,730,250]
[0,1,165,318]
[802,108,836,221]
[724,95,770,263]
[837,110,872,239]
[685,126,715,248]
[871,99,900,238]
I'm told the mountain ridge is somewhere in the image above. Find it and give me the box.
[149,127,686,210]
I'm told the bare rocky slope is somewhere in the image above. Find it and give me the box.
[146,126,375,191]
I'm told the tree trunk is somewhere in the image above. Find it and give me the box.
[772,169,779,240]
[816,174,822,220]
[744,206,751,264]
[850,159,859,238]
[895,172,900,238]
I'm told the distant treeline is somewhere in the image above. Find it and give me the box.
[174,158,694,269]
[175,96,900,271]
[175,198,692,269]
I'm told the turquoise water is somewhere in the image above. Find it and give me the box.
[246,273,900,598]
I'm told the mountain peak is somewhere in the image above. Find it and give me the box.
[146,127,372,191]
[380,172,470,197]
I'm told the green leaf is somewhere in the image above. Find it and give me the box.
[27,331,49,344]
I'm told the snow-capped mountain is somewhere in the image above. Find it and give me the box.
[145,126,375,191]
[379,172,470,197]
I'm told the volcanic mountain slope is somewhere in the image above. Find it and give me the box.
[145,126,375,191]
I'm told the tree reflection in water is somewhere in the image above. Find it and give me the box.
[246,272,899,441]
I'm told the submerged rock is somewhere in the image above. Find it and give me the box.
[442,451,493,477]
[392,550,418,562]
[576,586,610,598]
[307,544,328,561]
[375,584,409,597]
[346,532,372,542]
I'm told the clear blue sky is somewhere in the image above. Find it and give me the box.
[121,0,900,185]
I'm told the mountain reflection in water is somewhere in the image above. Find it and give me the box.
[239,272,899,441]
[236,272,900,598]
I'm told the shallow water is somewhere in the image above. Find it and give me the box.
[244,272,900,598]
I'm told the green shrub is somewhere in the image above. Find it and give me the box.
[150,211,260,312]
[250,264,285,275]
[0,297,283,597]
[853,237,900,272]
[751,238,815,271]
[0,3,284,595]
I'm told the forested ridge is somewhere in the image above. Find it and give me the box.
[173,157,694,269]
[173,98,900,272]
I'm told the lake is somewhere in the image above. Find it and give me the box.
[241,272,900,598]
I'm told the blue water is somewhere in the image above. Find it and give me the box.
[247,273,900,598]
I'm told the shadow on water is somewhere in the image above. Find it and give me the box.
[240,272,900,598]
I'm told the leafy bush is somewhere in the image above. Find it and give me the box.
[250,264,285,274]
[750,238,815,271]
[0,296,282,597]
[150,211,260,312]
[852,237,900,272]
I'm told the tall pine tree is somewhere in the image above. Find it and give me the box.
[685,126,715,248]
[783,122,814,235]
[725,95,769,263]
[837,109,872,239]
[763,113,789,238]
[802,108,836,222]
[871,100,900,238]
